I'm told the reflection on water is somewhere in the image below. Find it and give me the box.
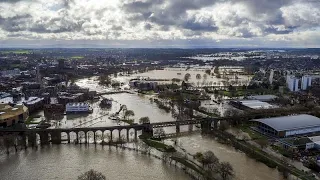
[0,145,190,180]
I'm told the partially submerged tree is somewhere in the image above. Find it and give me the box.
[214,66,220,75]
[171,78,181,83]
[124,110,135,120]
[196,74,202,80]
[217,162,235,180]
[195,151,219,170]
[184,73,191,81]
[98,75,112,86]
[194,152,204,160]
[78,169,106,180]
[202,151,219,169]
[111,81,120,88]
[139,116,150,124]
[154,128,166,138]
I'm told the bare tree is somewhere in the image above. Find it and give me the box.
[78,169,106,180]
[223,108,239,117]
[217,162,235,180]
[154,128,165,138]
[202,151,219,170]
[195,151,219,170]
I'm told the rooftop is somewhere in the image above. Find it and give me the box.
[246,95,277,101]
[0,103,28,120]
[252,114,320,131]
[66,102,89,106]
[24,97,44,105]
[237,100,275,109]
[0,96,44,105]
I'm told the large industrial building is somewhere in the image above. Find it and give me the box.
[229,100,276,110]
[246,95,277,102]
[252,114,320,138]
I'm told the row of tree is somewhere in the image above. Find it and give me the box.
[194,150,234,180]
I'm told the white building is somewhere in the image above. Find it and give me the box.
[305,136,320,150]
[1,68,21,77]
[287,75,300,92]
[237,100,276,109]
[269,69,274,84]
[301,75,312,90]
[66,102,91,113]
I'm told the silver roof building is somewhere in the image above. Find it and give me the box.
[252,114,320,131]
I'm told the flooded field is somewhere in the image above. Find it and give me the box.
[14,68,284,180]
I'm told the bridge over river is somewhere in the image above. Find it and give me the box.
[0,118,218,147]
[1,108,309,148]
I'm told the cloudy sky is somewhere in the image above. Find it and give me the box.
[0,0,319,48]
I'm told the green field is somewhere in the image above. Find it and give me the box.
[70,56,84,59]
[0,50,31,54]
[239,124,266,140]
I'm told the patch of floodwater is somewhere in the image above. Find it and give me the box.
[175,134,292,180]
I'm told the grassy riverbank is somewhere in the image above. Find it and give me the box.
[142,138,176,152]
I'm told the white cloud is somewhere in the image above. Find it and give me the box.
[0,0,319,47]
[281,2,320,29]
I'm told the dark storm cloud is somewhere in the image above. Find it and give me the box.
[111,25,123,31]
[0,14,32,32]
[237,0,292,24]
[144,23,152,30]
[0,0,319,46]
[0,0,24,3]
[122,0,316,37]
[62,0,75,9]
[29,20,85,33]
[0,13,85,33]
[239,0,292,13]
[181,17,217,31]
[264,26,297,35]
[123,0,219,32]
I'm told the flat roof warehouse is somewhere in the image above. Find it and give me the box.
[252,114,320,132]
[230,100,276,110]
[252,114,320,138]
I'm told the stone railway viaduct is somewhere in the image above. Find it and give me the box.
[0,118,218,147]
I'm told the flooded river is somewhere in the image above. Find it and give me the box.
[0,145,189,180]
[174,134,288,180]
[0,74,290,180]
